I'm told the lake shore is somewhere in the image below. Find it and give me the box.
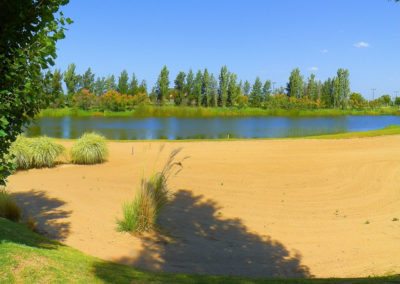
[38,106,400,118]
[6,135,400,278]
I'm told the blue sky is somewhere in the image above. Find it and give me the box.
[56,0,400,99]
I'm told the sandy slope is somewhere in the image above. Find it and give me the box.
[6,136,400,278]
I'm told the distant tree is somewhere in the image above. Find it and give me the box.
[394,97,400,106]
[117,70,129,94]
[262,80,272,101]
[349,92,366,109]
[209,74,218,107]
[94,77,106,96]
[138,80,147,95]
[218,66,229,107]
[192,70,203,106]
[286,68,304,98]
[333,68,350,108]
[50,69,64,107]
[380,94,392,106]
[250,77,263,107]
[201,69,211,107]
[243,80,251,96]
[64,63,80,97]
[321,78,334,107]
[174,71,186,105]
[305,74,318,100]
[156,66,169,105]
[82,68,95,92]
[105,75,117,91]
[227,73,238,107]
[185,69,194,103]
[128,73,138,96]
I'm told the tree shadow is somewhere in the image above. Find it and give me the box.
[11,190,71,241]
[96,190,312,279]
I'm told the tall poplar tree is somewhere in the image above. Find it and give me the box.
[117,70,129,94]
[201,69,211,106]
[128,73,138,95]
[174,71,186,105]
[192,70,203,106]
[227,73,238,107]
[82,67,95,92]
[262,80,272,101]
[156,65,169,105]
[250,77,263,107]
[286,68,304,98]
[243,80,251,96]
[218,66,229,107]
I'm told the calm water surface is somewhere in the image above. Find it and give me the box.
[25,116,400,140]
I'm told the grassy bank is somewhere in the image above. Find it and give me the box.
[37,106,400,118]
[0,218,398,283]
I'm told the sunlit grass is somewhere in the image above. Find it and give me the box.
[71,132,108,164]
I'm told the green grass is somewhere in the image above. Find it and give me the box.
[117,149,181,234]
[309,125,400,139]
[37,106,400,118]
[0,190,21,222]
[71,132,108,164]
[0,217,399,283]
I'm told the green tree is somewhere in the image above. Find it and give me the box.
[117,70,129,94]
[156,66,169,105]
[174,71,186,106]
[349,92,366,109]
[64,63,80,97]
[209,74,218,107]
[192,70,203,106]
[305,74,318,100]
[94,77,106,96]
[138,80,147,95]
[128,73,138,96]
[227,73,238,107]
[0,0,71,184]
[50,69,64,107]
[105,75,116,91]
[321,78,334,107]
[286,68,304,98]
[185,69,194,104]
[201,69,211,106]
[333,68,350,109]
[82,67,95,92]
[243,80,251,96]
[250,77,263,107]
[218,66,229,107]
[262,80,272,101]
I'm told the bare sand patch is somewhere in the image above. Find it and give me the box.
[6,136,400,278]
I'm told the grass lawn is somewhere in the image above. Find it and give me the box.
[0,218,399,283]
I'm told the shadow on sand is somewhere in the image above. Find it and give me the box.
[11,190,71,241]
[95,189,311,279]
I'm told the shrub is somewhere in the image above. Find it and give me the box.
[71,132,108,164]
[0,188,21,222]
[9,136,34,169]
[117,148,184,234]
[30,137,65,168]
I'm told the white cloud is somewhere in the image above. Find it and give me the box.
[321,49,328,54]
[354,41,370,48]
[308,66,319,72]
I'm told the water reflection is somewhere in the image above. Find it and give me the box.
[25,116,400,140]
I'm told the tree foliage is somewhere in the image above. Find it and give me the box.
[0,0,71,185]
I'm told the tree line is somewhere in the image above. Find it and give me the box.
[42,64,396,111]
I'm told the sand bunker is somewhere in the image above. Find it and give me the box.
[6,136,400,278]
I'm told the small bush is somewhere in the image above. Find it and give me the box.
[9,136,34,169]
[71,132,108,164]
[30,137,65,168]
[117,148,185,234]
[0,189,21,222]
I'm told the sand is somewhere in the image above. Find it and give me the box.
[6,136,400,278]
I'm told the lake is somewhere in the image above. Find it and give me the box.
[25,115,400,140]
